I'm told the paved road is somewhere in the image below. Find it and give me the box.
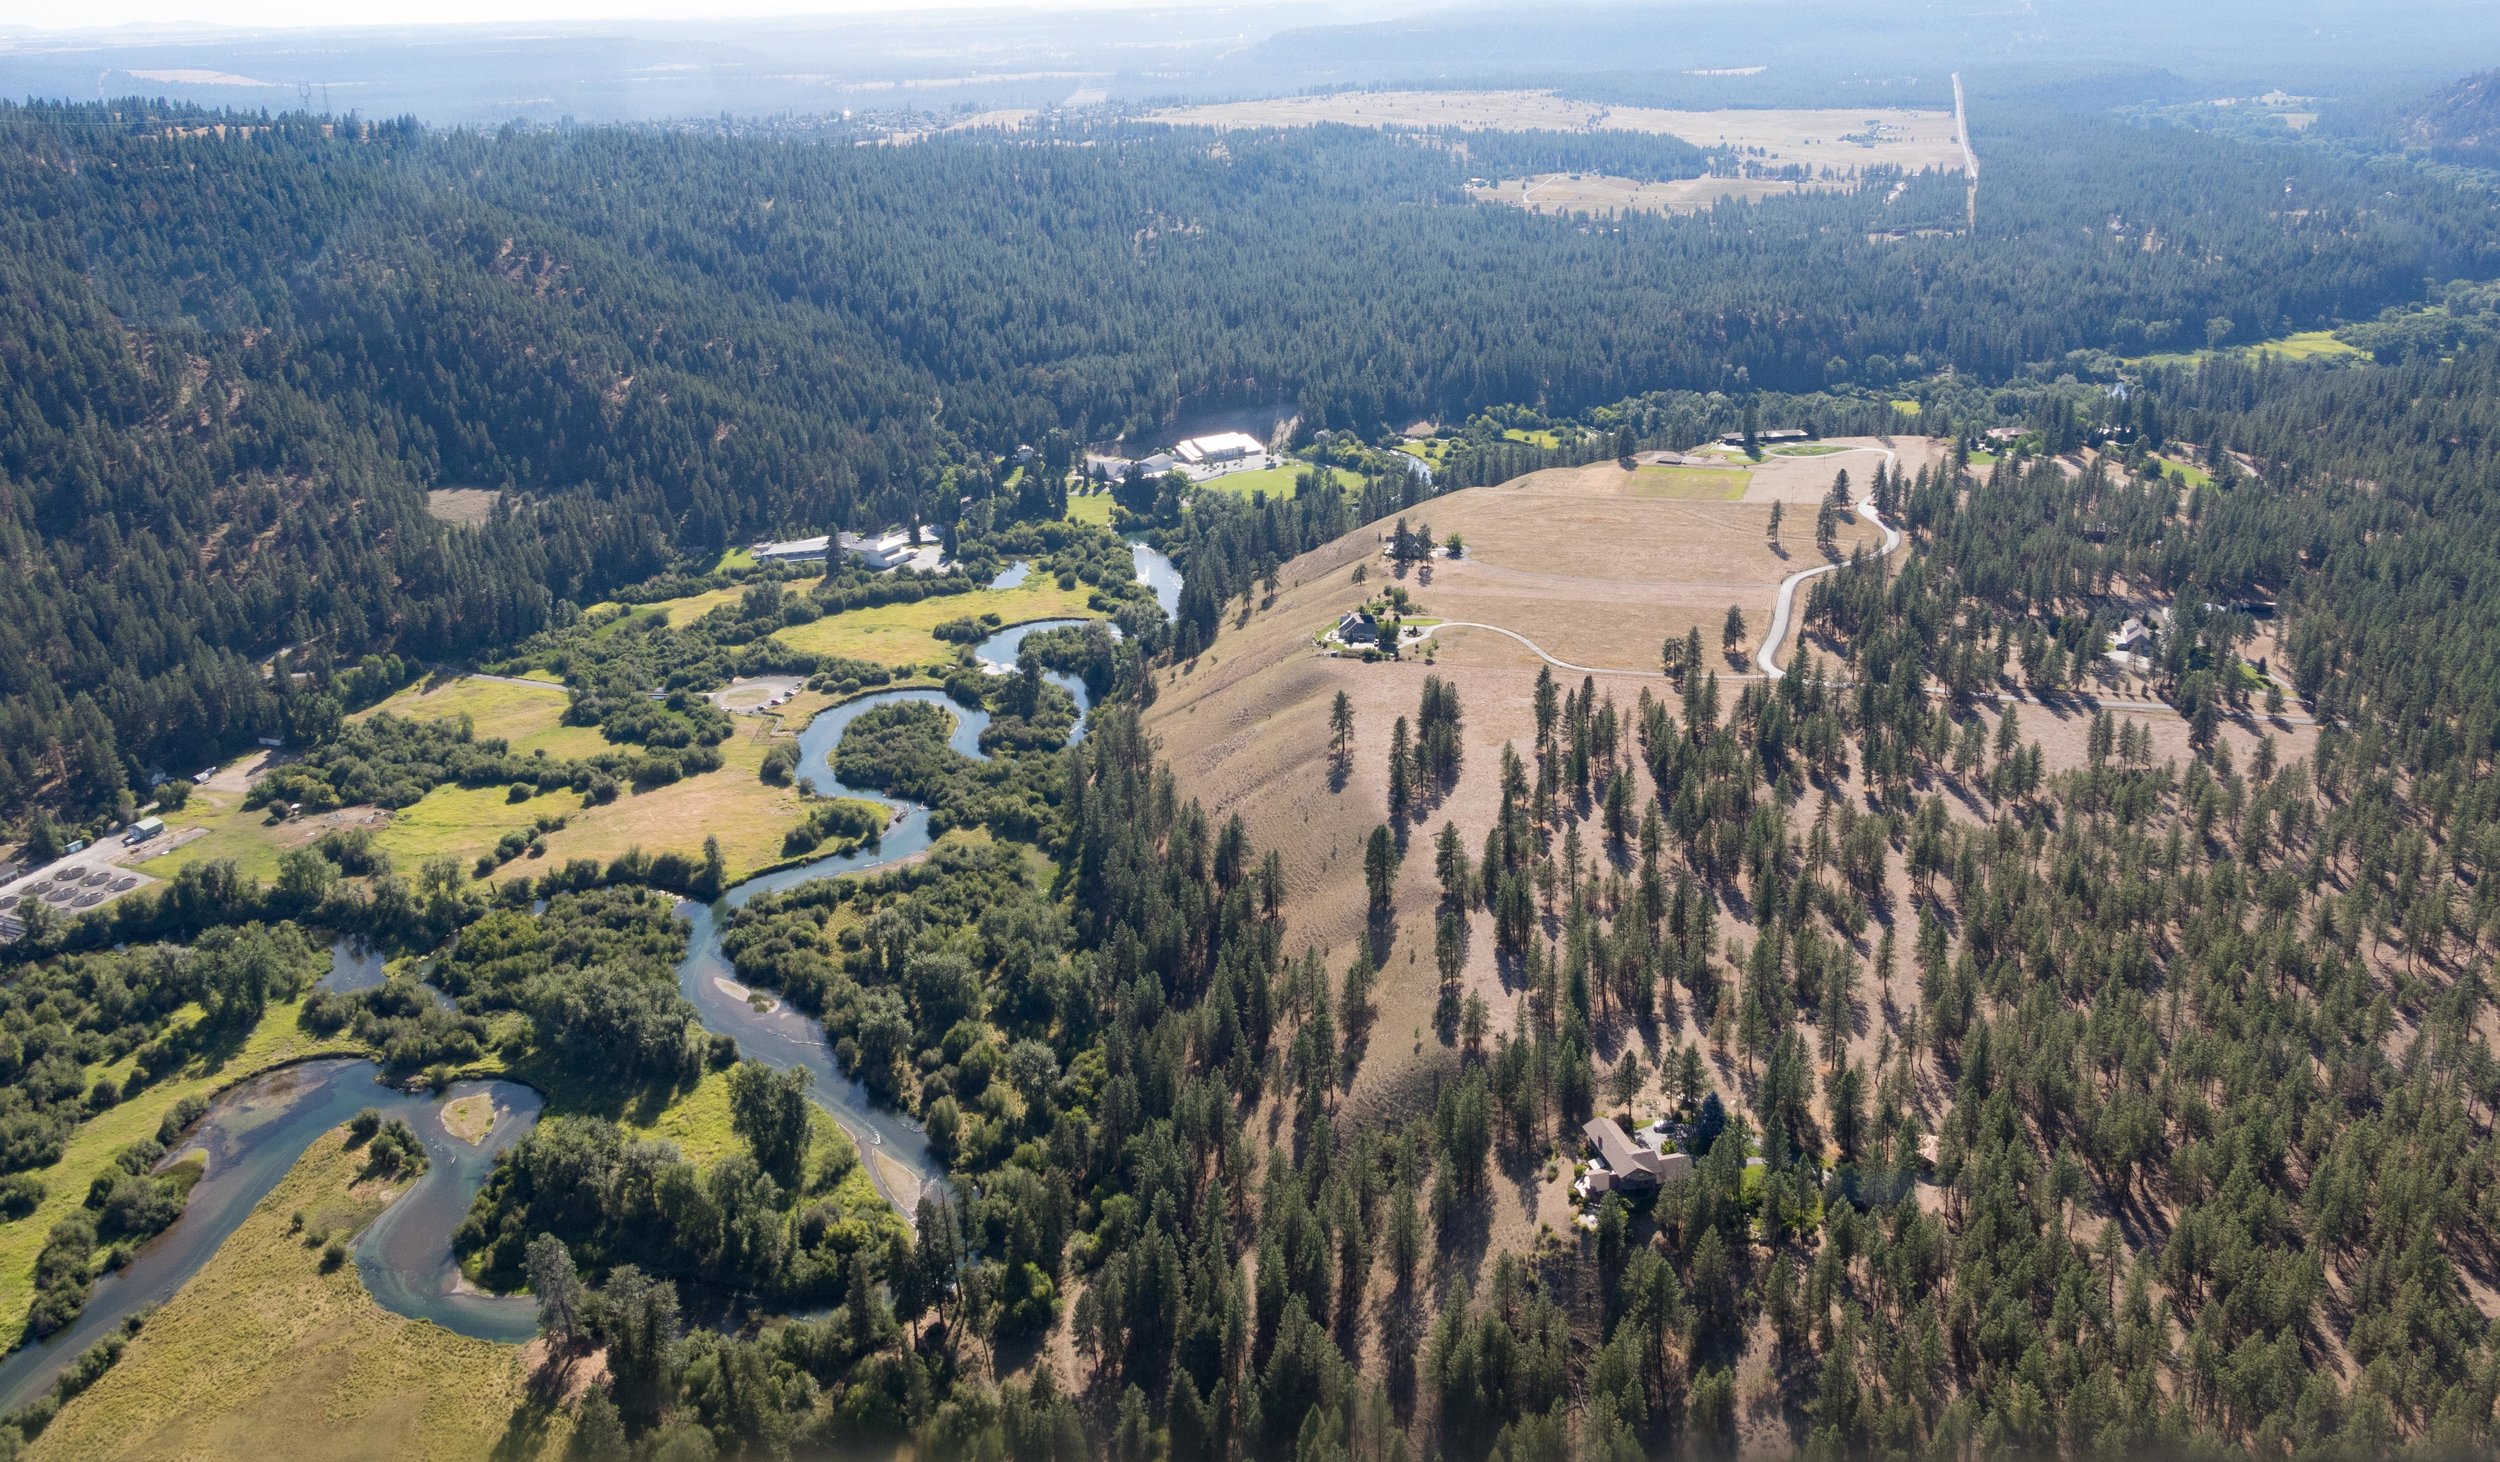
[1954,71,1978,231]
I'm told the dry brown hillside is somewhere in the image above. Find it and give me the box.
[1145,456,1888,1126]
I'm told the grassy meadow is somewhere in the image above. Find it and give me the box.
[767,576,1104,666]
[0,999,360,1354]
[1188,462,1306,499]
[25,1131,562,1462]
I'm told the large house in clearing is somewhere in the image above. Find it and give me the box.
[1581,1117,1694,1194]
[1335,610,1379,646]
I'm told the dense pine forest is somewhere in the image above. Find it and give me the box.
[10,52,2500,1462]
[4,94,2497,825]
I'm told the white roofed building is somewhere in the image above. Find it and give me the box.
[1173,430,1264,465]
[838,528,919,570]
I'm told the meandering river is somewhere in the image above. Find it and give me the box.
[0,544,1184,1413]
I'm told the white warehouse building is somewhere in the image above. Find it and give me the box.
[1172,431,1264,465]
[749,527,923,571]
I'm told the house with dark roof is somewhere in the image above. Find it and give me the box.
[1335,610,1379,646]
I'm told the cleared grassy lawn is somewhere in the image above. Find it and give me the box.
[0,1000,360,1355]
[26,1130,562,1462]
[147,788,308,885]
[374,783,588,874]
[1767,443,1850,458]
[594,574,825,635]
[2150,455,2216,489]
[769,578,1105,668]
[2129,328,2366,370]
[1191,463,1306,499]
[527,719,812,883]
[1623,465,1749,500]
[1502,428,1562,449]
[2255,330,2364,362]
[355,675,608,761]
[1063,490,1116,525]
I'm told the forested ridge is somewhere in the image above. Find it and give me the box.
[4,95,2496,826]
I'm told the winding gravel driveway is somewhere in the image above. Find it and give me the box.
[1756,500,1903,680]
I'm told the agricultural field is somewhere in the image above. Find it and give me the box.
[525,716,813,881]
[138,564,1109,894]
[1149,92,1965,216]
[143,790,370,886]
[0,999,358,1355]
[592,575,819,635]
[25,1130,562,1462]
[2145,454,2216,489]
[150,680,831,889]
[1146,91,1966,170]
[1468,172,1837,217]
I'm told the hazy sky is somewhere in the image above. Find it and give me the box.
[8,0,1270,30]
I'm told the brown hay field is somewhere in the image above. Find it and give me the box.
[1146,91,1966,173]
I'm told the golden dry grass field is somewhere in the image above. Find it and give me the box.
[26,1130,564,1462]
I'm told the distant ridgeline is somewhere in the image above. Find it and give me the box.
[1,93,2495,826]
